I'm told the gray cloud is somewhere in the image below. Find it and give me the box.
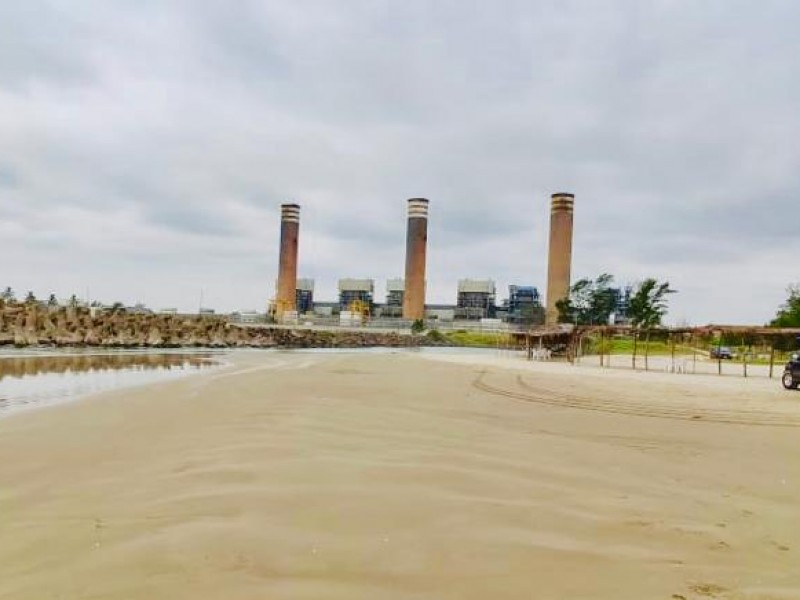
[1,0,799,323]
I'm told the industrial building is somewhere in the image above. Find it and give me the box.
[611,285,633,325]
[383,278,405,318]
[425,304,456,321]
[338,279,374,313]
[505,285,544,325]
[456,279,496,320]
[296,278,314,314]
[267,188,576,329]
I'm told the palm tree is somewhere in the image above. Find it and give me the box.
[24,291,37,305]
[628,279,676,370]
[1,287,15,302]
[47,293,59,307]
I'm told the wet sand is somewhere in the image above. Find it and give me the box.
[1,350,799,599]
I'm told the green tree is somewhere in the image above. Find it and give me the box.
[410,319,426,334]
[628,279,676,369]
[557,273,617,325]
[770,285,800,328]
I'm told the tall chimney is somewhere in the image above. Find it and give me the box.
[545,193,575,325]
[275,203,300,318]
[403,198,429,321]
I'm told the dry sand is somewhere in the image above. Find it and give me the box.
[1,349,799,599]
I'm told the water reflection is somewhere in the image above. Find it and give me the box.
[0,352,220,417]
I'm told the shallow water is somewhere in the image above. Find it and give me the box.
[0,351,221,417]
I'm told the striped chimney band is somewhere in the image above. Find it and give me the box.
[550,193,574,213]
[281,203,300,223]
[407,198,430,219]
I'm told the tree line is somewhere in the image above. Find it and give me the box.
[555,275,675,328]
[770,285,800,328]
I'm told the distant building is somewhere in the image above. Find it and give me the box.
[611,285,633,325]
[230,311,262,324]
[384,279,404,318]
[425,304,456,321]
[338,278,374,312]
[456,279,496,320]
[505,285,544,326]
[127,303,152,315]
[296,278,315,314]
[313,301,337,317]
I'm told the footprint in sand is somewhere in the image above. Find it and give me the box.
[710,540,730,551]
[689,582,729,597]
[769,540,790,552]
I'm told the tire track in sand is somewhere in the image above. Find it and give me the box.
[471,371,800,428]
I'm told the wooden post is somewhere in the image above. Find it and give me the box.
[742,336,747,378]
[670,333,676,374]
[632,330,638,371]
[600,329,605,367]
[769,342,775,378]
[526,334,532,361]
[692,334,697,374]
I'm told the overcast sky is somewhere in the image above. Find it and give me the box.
[1,1,798,324]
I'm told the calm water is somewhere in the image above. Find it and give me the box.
[0,351,221,418]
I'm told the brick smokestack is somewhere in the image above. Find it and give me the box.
[275,203,300,317]
[545,193,575,325]
[403,198,429,321]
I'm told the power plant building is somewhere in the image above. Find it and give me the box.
[296,278,314,314]
[267,191,577,328]
[338,278,374,312]
[505,285,544,325]
[456,279,496,320]
[545,193,575,325]
[384,278,405,318]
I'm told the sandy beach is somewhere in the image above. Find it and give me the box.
[1,350,799,599]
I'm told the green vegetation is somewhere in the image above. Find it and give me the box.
[770,284,800,328]
[628,279,675,328]
[410,319,426,335]
[425,329,446,343]
[582,333,796,366]
[589,336,676,356]
[556,273,617,325]
[438,329,512,348]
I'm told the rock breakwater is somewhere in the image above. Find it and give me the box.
[0,303,425,349]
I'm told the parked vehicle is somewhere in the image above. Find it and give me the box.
[782,353,800,390]
[710,346,734,360]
